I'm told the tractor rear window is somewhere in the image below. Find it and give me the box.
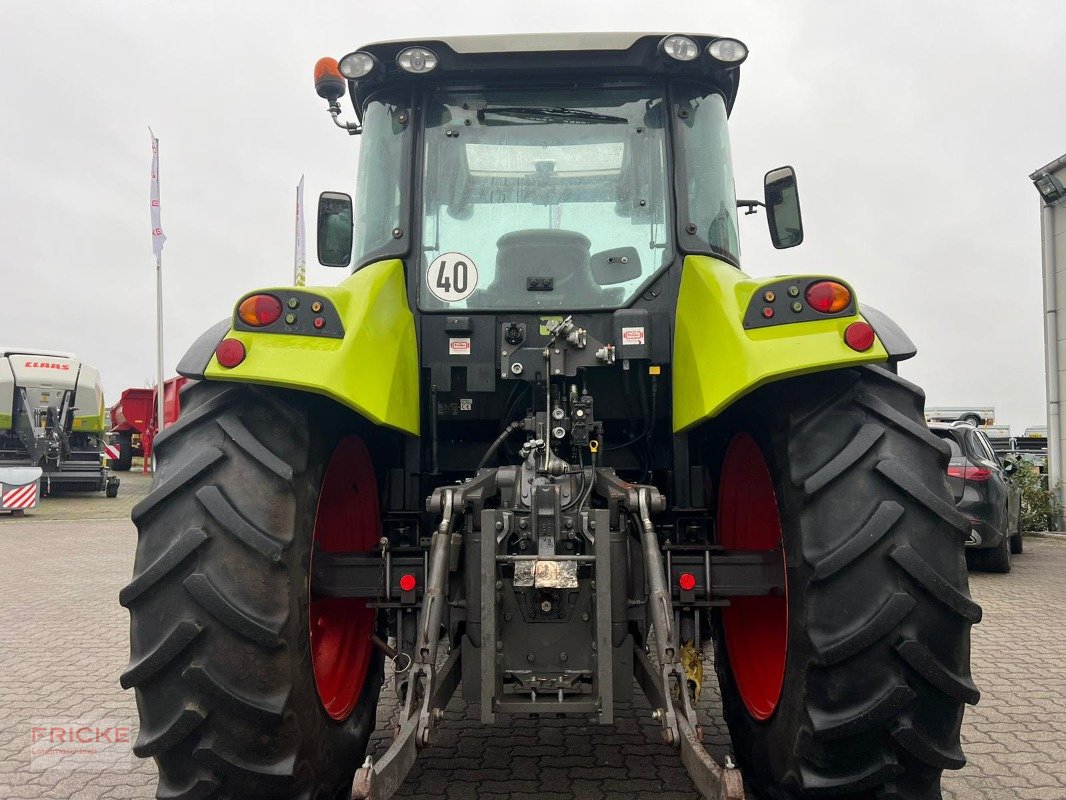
[419,87,673,311]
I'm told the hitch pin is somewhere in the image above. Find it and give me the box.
[371,633,412,673]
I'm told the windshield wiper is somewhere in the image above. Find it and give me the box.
[477,106,628,124]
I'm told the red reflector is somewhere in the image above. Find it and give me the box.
[399,573,416,592]
[949,464,992,481]
[761,306,774,319]
[678,572,697,591]
[805,281,851,313]
[844,321,875,352]
[238,294,283,327]
[313,316,326,329]
[215,338,246,368]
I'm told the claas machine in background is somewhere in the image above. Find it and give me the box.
[0,347,118,497]
[108,376,188,471]
[122,33,979,800]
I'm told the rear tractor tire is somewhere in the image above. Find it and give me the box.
[121,381,384,800]
[706,365,980,800]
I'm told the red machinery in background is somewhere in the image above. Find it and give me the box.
[108,376,188,471]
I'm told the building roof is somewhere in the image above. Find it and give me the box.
[1029,152,1066,180]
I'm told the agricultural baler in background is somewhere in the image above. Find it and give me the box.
[0,347,118,500]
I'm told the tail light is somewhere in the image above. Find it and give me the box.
[215,338,246,369]
[947,465,992,481]
[805,281,851,313]
[844,321,875,352]
[238,294,283,327]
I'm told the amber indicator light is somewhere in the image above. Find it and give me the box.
[238,295,283,327]
[805,281,851,314]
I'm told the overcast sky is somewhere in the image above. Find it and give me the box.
[2,1,1063,431]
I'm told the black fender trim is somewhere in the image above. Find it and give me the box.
[860,304,917,362]
[176,319,230,380]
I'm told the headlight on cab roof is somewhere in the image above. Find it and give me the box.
[660,34,700,62]
[707,38,749,67]
[397,47,438,74]
[339,51,376,79]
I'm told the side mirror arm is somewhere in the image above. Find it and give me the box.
[736,199,764,216]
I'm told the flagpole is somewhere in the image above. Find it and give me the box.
[149,128,167,466]
[294,175,306,286]
[155,252,165,448]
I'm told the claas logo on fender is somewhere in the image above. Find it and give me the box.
[24,361,70,370]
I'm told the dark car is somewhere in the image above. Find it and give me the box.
[930,422,1020,572]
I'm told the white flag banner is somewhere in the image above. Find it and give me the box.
[294,175,306,286]
[150,130,166,257]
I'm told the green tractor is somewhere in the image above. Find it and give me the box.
[122,33,980,800]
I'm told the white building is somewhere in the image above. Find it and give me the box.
[1031,154,1066,518]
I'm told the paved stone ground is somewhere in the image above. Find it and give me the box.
[0,499,1063,799]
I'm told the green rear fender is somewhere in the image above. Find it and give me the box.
[673,255,889,432]
[197,259,420,436]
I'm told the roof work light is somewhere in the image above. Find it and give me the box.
[660,35,700,62]
[707,38,749,67]
[397,47,438,74]
[339,51,376,79]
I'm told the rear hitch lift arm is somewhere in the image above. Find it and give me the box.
[631,487,746,800]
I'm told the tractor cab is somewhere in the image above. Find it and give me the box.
[315,34,801,297]
[310,33,807,493]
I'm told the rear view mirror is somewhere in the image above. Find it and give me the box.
[764,166,804,249]
[317,191,353,267]
[1003,460,1016,476]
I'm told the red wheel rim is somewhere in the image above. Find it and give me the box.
[717,433,788,721]
[309,436,378,721]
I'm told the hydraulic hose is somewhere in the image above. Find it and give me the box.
[477,420,522,470]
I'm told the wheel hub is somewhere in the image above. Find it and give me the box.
[717,432,788,721]
[309,436,379,721]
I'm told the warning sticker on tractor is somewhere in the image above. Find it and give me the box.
[449,337,471,356]
[621,327,645,346]
[427,252,478,303]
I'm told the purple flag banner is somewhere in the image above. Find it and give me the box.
[150,130,166,257]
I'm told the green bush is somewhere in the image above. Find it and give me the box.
[1006,458,1062,532]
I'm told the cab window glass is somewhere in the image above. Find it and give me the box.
[675,89,740,263]
[419,86,672,311]
[352,94,411,268]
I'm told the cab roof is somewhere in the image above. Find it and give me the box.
[366,32,659,54]
[346,32,742,116]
